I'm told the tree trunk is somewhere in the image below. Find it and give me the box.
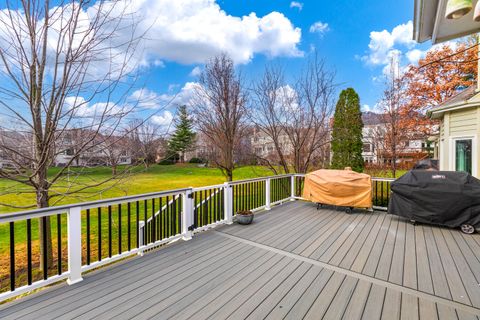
[37,182,53,272]
[112,164,117,175]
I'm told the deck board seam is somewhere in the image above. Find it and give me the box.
[214,230,480,316]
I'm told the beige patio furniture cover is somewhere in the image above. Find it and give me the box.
[303,169,372,208]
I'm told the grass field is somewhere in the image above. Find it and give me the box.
[0,164,274,214]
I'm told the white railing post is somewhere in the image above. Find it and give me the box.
[290,175,295,201]
[182,188,194,240]
[67,206,83,285]
[138,221,145,256]
[265,178,271,210]
[224,182,233,224]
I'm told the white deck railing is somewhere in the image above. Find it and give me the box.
[0,174,391,302]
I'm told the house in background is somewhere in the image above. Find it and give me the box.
[414,0,480,177]
[427,86,480,176]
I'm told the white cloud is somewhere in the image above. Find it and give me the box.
[309,21,329,35]
[129,89,163,109]
[405,49,425,65]
[151,110,174,132]
[129,0,302,64]
[290,1,303,11]
[158,82,200,107]
[363,21,415,66]
[190,66,202,77]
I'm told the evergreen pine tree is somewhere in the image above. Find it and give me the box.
[331,88,364,172]
[168,105,196,163]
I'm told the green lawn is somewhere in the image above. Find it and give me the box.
[0,164,273,214]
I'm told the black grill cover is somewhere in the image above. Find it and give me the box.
[388,170,480,228]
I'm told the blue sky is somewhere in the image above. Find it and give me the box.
[0,0,435,128]
[140,0,432,122]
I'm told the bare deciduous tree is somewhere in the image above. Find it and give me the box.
[378,56,408,178]
[192,53,247,181]
[0,0,146,267]
[128,119,162,167]
[251,55,335,174]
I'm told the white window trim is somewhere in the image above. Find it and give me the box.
[449,135,477,177]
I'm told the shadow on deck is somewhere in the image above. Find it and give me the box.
[1,201,480,319]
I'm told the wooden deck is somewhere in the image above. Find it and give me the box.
[1,201,480,319]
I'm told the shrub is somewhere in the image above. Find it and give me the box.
[189,157,204,164]
[158,159,174,165]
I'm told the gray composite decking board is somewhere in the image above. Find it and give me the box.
[291,210,352,256]
[401,293,419,320]
[194,256,294,320]
[432,227,471,306]
[112,247,271,320]
[348,213,386,273]
[297,211,356,258]
[308,214,365,260]
[419,299,439,320]
[424,226,453,300]
[223,260,305,320]
[34,241,251,320]
[263,265,323,320]
[283,269,335,320]
[361,284,387,320]
[218,201,298,236]
[280,210,338,253]
[437,303,460,320]
[254,208,324,247]
[208,259,301,320]
[342,279,371,319]
[243,263,312,320]
[303,272,346,319]
[268,209,336,251]
[249,205,320,244]
[336,213,381,269]
[360,214,393,277]
[381,288,402,319]
[451,231,480,278]
[81,242,260,320]
[324,213,372,266]
[375,217,399,281]
[321,276,358,319]
[389,217,406,285]
[441,229,480,308]
[170,253,285,320]
[416,226,435,294]
[2,201,480,320]
[1,233,230,318]
[404,222,417,290]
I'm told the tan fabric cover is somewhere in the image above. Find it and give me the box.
[303,169,372,208]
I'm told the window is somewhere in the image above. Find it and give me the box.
[455,139,472,174]
[363,143,371,153]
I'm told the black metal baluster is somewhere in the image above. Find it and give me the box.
[159,197,163,240]
[172,196,179,235]
[166,196,170,236]
[127,202,131,251]
[57,214,62,274]
[136,201,140,248]
[108,206,112,258]
[233,185,236,213]
[42,216,47,280]
[381,181,384,207]
[207,189,211,224]
[151,198,156,243]
[203,191,207,226]
[98,207,102,261]
[118,204,122,254]
[86,209,90,265]
[10,221,14,291]
[27,219,32,285]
